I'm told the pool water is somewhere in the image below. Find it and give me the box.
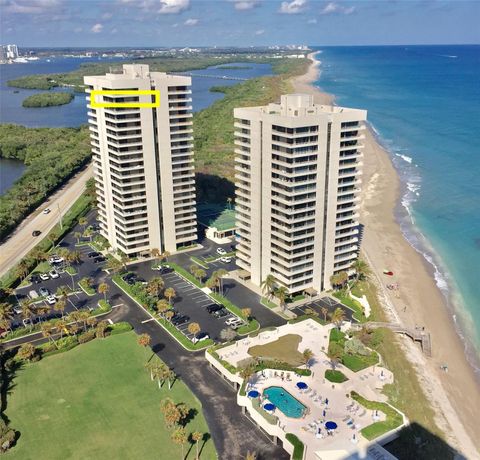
[263,386,306,418]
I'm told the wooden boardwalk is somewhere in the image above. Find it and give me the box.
[351,321,432,357]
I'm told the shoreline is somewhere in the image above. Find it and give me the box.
[292,51,479,457]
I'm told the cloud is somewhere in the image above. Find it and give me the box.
[184,18,198,26]
[319,2,355,15]
[119,0,190,14]
[3,0,61,14]
[230,0,259,10]
[307,18,317,24]
[91,23,103,33]
[254,29,265,35]
[279,0,307,14]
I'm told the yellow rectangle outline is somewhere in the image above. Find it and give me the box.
[90,90,160,108]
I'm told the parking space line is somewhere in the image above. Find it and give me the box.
[141,318,155,324]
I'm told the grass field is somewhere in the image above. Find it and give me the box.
[248,334,303,366]
[5,332,216,460]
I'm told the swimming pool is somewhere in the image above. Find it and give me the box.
[263,386,306,418]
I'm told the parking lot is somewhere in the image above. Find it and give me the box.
[154,271,243,343]
[291,296,356,323]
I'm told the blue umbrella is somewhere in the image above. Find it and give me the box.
[296,381,308,390]
[248,390,260,398]
[264,403,276,412]
[325,421,338,430]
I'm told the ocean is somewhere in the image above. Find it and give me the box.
[313,45,480,370]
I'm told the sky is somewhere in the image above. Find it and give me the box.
[1,0,479,47]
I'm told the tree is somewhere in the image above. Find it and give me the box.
[0,419,15,454]
[56,318,68,338]
[74,231,82,244]
[161,398,181,428]
[151,247,161,266]
[330,271,349,290]
[190,264,198,276]
[261,274,276,300]
[0,303,14,329]
[327,342,343,370]
[274,286,288,311]
[83,227,94,242]
[95,320,108,338]
[165,310,175,322]
[205,277,217,292]
[171,427,188,459]
[15,259,30,281]
[302,348,314,368]
[79,217,88,232]
[156,298,170,317]
[41,321,57,348]
[20,300,35,329]
[195,268,206,282]
[68,250,82,266]
[98,282,109,302]
[53,299,66,318]
[220,328,236,342]
[241,308,251,321]
[166,368,176,390]
[146,277,164,297]
[17,342,36,362]
[138,333,151,357]
[213,269,228,295]
[321,307,328,322]
[352,258,370,282]
[239,365,255,383]
[191,431,203,460]
[164,287,176,305]
[105,257,123,274]
[188,322,200,338]
[330,307,346,329]
[56,285,69,301]
[161,250,171,262]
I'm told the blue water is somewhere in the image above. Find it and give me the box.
[263,386,306,418]
[0,58,271,127]
[313,45,480,369]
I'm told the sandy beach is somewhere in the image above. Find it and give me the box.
[292,52,480,458]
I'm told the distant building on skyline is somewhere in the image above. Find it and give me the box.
[234,94,366,294]
[0,44,19,63]
[84,64,197,256]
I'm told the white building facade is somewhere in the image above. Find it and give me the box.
[84,64,197,256]
[234,94,366,294]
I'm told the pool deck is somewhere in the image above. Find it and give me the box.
[213,319,405,460]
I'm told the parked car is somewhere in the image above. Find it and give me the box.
[39,273,50,281]
[32,230,41,237]
[192,332,210,344]
[29,289,39,299]
[46,295,57,305]
[49,255,64,264]
[152,264,172,274]
[172,315,190,326]
[213,308,229,318]
[220,256,232,263]
[216,247,226,255]
[13,305,22,315]
[225,316,242,326]
[29,274,41,284]
[43,208,51,214]
[39,287,50,297]
[22,318,33,328]
[206,304,222,314]
[93,256,106,263]
[49,270,59,279]
[87,251,100,258]
[229,319,244,330]
[92,223,101,231]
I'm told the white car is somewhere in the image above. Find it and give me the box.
[13,305,22,315]
[29,290,39,299]
[49,255,64,264]
[43,208,51,214]
[191,332,210,344]
[49,270,60,279]
[39,273,50,281]
[46,295,57,305]
[216,247,226,255]
[225,316,242,326]
[220,256,232,263]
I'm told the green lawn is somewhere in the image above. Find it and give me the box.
[325,369,349,383]
[5,332,216,460]
[248,334,304,366]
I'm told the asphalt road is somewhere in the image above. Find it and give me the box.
[0,164,93,277]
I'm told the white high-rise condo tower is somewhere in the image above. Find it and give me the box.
[84,64,197,256]
[234,94,366,294]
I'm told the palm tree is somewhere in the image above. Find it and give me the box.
[83,227,93,242]
[352,258,370,282]
[95,320,108,338]
[191,431,203,460]
[74,231,82,244]
[105,257,123,274]
[274,286,288,311]
[171,427,188,459]
[220,328,236,342]
[98,282,109,302]
[138,333,151,357]
[261,274,276,300]
[239,365,255,384]
[18,343,36,362]
[56,285,69,301]
[190,264,198,276]
[205,277,217,292]
[150,247,161,266]
[327,343,343,370]
[165,310,175,322]
[56,318,68,338]
[321,307,328,322]
[164,287,176,305]
[0,303,14,330]
[214,269,228,295]
[227,196,233,209]
[69,250,82,266]
[165,368,176,389]
[188,322,201,339]
[241,308,251,321]
[156,298,170,317]
[195,268,206,282]
[53,299,66,318]
[146,277,164,297]
[302,348,314,368]
[19,300,35,330]
[330,307,346,329]
[330,271,349,290]
[161,250,171,262]
[15,260,30,281]
[79,217,88,232]
[41,321,57,348]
